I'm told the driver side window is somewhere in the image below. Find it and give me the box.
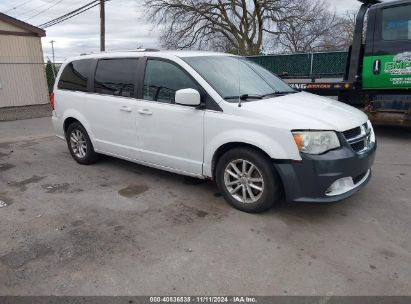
[382,5,411,41]
[143,59,199,104]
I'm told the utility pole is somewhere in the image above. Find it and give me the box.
[100,0,105,51]
[49,40,55,63]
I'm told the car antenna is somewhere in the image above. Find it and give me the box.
[238,48,242,108]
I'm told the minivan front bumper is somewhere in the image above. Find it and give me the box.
[274,143,376,203]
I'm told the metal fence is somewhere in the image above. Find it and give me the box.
[247,51,348,77]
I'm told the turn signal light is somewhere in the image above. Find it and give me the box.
[293,133,304,150]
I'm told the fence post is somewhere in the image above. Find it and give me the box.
[310,52,314,76]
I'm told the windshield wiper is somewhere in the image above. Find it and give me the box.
[224,91,296,101]
[262,91,297,98]
[224,94,264,100]
[277,90,297,94]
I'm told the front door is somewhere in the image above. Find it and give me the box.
[363,3,411,89]
[135,58,204,176]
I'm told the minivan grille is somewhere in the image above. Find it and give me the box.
[342,123,371,153]
[351,140,365,152]
[342,127,361,140]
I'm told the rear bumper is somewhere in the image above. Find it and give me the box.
[274,143,376,203]
[51,114,64,139]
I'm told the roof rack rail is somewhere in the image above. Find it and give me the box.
[141,48,160,52]
[79,48,161,56]
[101,48,160,53]
[358,0,381,4]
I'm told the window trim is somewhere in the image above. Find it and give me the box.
[364,8,376,56]
[141,56,222,111]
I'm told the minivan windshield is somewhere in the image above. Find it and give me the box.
[182,56,296,102]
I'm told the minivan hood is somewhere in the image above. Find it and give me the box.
[239,92,368,132]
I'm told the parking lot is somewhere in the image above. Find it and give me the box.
[0,117,410,295]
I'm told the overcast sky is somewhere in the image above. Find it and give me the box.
[0,0,365,62]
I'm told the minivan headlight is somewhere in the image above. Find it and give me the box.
[292,131,340,155]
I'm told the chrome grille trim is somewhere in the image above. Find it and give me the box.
[342,122,373,154]
[342,127,361,140]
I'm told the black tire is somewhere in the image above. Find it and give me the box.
[66,122,98,165]
[216,147,282,213]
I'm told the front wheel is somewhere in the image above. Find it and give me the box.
[216,148,282,213]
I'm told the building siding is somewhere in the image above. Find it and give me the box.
[0,23,49,108]
[0,20,27,32]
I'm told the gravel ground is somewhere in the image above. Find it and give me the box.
[0,117,410,296]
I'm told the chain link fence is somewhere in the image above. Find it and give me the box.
[247,51,348,77]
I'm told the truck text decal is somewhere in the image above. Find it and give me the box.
[385,52,411,75]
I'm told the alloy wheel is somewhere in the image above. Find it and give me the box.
[70,129,87,159]
[223,159,264,204]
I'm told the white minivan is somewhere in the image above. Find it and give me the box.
[52,50,376,213]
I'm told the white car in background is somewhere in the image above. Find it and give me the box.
[51,50,376,213]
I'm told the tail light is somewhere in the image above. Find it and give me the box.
[50,92,55,111]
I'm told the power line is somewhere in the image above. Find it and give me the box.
[17,0,61,19]
[38,0,98,27]
[43,2,100,28]
[39,0,109,29]
[2,0,32,14]
[24,0,65,21]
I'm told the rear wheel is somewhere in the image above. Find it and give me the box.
[66,122,98,165]
[216,148,281,213]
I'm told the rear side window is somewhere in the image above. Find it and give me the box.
[94,58,139,97]
[143,59,199,103]
[58,59,92,92]
[382,5,411,41]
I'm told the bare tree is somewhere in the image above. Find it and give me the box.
[142,0,303,55]
[275,0,344,53]
[335,10,358,49]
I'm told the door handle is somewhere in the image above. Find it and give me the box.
[373,59,381,75]
[138,109,152,115]
[120,106,132,112]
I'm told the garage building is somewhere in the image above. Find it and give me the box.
[0,13,49,120]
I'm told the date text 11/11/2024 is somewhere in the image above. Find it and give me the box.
[149,296,257,303]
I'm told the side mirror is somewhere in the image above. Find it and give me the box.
[175,88,201,106]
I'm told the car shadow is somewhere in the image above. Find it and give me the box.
[95,153,220,193]
[94,154,347,220]
[267,198,350,221]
